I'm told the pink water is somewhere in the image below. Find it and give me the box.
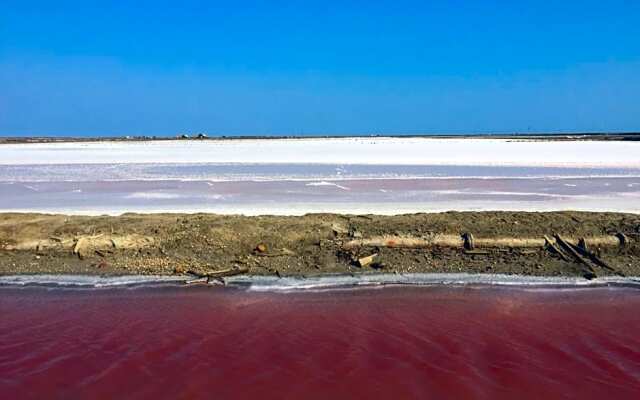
[1,285,640,399]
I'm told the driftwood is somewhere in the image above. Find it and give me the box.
[616,233,629,247]
[462,232,475,250]
[578,238,588,252]
[254,248,296,257]
[554,234,597,279]
[570,240,624,276]
[342,234,623,251]
[544,235,570,262]
[554,235,592,265]
[184,277,209,285]
[187,266,249,283]
[341,233,628,281]
[545,235,624,278]
[2,234,155,253]
[357,253,379,268]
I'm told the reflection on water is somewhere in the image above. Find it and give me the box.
[2,163,639,214]
[2,163,640,181]
[1,285,639,399]
[1,176,639,214]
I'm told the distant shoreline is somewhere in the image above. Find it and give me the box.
[3,135,639,167]
[2,132,640,144]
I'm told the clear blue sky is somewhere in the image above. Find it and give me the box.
[1,0,639,136]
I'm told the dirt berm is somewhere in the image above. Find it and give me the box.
[1,212,639,278]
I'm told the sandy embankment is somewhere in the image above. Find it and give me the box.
[1,212,638,279]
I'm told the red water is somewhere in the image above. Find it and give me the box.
[1,285,640,400]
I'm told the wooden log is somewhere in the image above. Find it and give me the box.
[570,241,625,277]
[475,238,546,248]
[554,234,597,279]
[342,235,463,250]
[187,266,249,281]
[555,235,591,266]
[1,234,153,252]
[616,233,629,247]
[544,235,570,262]
[462,232,475,250]
[342,234,620,251]
[578,238,588,252]
[254,248,296,257]
[184,277,209,285]
[357,253,379,268]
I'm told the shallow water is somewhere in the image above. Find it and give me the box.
[3,163,640,181]
[1,285,639,399]
[3,139,639,214]
[2,164,640,214]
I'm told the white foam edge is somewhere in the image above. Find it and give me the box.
[0,274,188,288]
[1,273,639,291]
[225,273,640,292]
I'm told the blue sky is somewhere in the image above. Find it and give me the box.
[1,1,639,136]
